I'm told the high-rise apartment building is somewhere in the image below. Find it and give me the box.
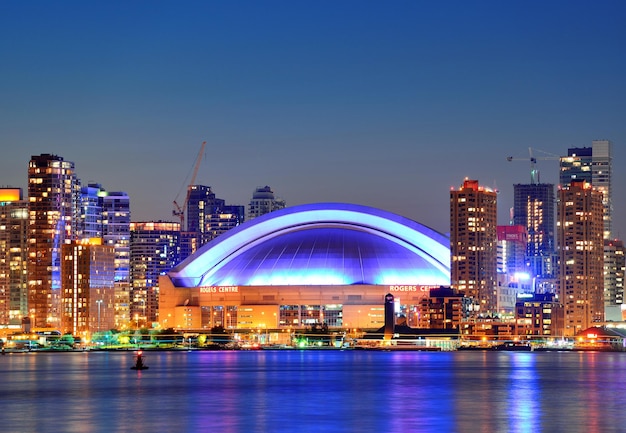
[450,179,498,317]
[186,185,223,238]
[513,183,556,279]
[60,239,115,336]
[247,186,286,221]
[557,180,604,336]
[0,188,29,327]
[604,239,624,307]
[559,140,612,239]
[208,205,245,239]
[102,190,131,329]
[28,154,80,329]
[182,185,245,261]
[79,183,104,239]
[130,222,180,328]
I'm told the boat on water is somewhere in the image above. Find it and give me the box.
[130,350,149,370]
[494,342,532,351]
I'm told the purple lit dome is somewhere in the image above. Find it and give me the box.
[169,203,450,287]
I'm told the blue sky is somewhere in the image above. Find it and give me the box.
[1,1,625,236]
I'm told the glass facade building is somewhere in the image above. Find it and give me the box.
[28,154,79,329]
[130,222,180,327]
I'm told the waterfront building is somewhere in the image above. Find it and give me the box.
[60,239,115,336]
[27,154,80,329]
[515,293,563,337]
[0,188,28,327]
[159,203,450,332]
[557,180,604,336]
[417,287,465,329]
[102,191,131,329]
[130,221,180,328]
[450,179,498,317]
[247,185,286,221]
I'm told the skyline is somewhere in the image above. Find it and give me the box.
[1,1,625,236]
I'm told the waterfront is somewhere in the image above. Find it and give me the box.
[1,350,625,433]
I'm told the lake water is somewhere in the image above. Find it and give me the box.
[1,350,625,433]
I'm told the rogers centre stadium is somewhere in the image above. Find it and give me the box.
[159,203,450,331]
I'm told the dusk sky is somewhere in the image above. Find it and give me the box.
[1,1,625,237]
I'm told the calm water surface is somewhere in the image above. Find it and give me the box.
[1,350,625,433]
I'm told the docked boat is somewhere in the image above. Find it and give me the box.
[494,342,532,351]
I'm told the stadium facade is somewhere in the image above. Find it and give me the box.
[159,203,450,331]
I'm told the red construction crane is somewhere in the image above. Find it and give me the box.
[173,141,207,230]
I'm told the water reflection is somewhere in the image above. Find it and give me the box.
[0,350,625,433]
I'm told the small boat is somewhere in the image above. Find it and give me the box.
[494,342,532,351]
[130,350,149,370]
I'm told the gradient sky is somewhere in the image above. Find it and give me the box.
[1,1,625,237]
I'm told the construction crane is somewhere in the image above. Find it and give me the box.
[506,147,560,184]
[173,141,207,231]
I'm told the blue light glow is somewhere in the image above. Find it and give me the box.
[169,203,450,287]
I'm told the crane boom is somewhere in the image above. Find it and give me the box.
[506,147,559,184]
[173,141,207,230]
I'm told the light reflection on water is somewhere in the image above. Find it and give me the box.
[1,350,625,433]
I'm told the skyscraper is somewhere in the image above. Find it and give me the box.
[247,186,286,221]
[0,188,28,327]
[559,140,612,239]
[60,239,115,336]
[130,221,180,327]
[28,154,79,329]
[182,185,245,261]
[186,185,223,238]
[513,183,556,279]
[79,183,104,239]
[603,239,624,307]
[557,180,604,336]
[102,190,131,329]
[450,179,498,317]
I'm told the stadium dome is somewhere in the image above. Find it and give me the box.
[168,203,450,288]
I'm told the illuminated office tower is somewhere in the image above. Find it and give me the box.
[603,239,624,307]
[557,180,604,336]
[130,222,180,328]
[513,183,556,280]
[0,188,28,327]
[247,186,286,221]
[102,191,131,329]
[450,179,498,317]
[60,239,115,336]
[28,154,80,329]
[559,140,612,239]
